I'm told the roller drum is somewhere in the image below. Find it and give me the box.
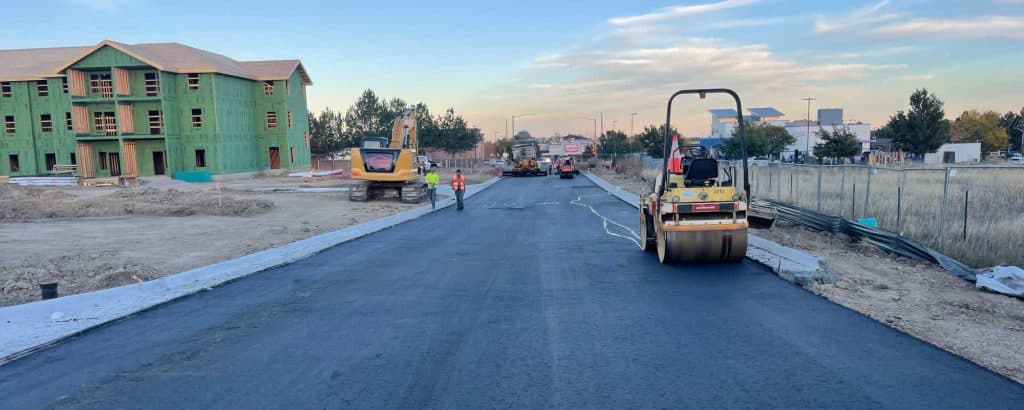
[658,228,747,263]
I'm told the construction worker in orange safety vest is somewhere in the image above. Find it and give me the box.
[452,169,466,211]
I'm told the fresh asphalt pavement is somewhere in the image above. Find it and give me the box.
[1,175,1022,409]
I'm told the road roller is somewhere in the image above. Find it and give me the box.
[639,88,753,264]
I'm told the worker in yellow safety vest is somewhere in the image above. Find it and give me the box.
[425,169,439,209]
[451,169,466,211]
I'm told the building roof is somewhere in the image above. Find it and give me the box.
[748,107,784,117]
[0,40,311,84]
[0,46,90,81]
[708,109,738,118]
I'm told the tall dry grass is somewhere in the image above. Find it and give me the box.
[749,164,1024,268]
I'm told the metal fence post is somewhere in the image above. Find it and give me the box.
[851,183,856,218]
[864,166,873,217]
[789,170,794,204]
[896,185,902,234]
[962,189,969,241]
[939,168,950,235]
[839,166,846,216]
[896,172,905,235]
[816,165,823,212]
[777,164,782,201]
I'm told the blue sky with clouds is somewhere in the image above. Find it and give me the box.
[4,0,1022,137]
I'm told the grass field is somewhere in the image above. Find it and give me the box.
[748,164,1024,268]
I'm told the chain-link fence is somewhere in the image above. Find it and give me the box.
[750,163,1024,268]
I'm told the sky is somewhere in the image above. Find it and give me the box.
[4,0,1023,139]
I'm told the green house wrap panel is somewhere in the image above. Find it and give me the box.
[1,43,311,177]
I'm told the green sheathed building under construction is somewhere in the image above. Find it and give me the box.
[0,40,312,178]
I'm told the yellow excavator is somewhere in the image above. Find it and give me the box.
[639,88,773,263]
[348,107,425,203]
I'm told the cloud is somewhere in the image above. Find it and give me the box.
[814,1,901,33]
[901,74,935,81]
[525,38,905,101]
[836,46,914,59]
[64,0,134,11]
[875,16,1024,39]
[609,0,760,26]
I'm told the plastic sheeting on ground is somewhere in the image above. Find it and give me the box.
[976,266,1024,298]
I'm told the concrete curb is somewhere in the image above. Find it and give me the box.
[0,177,502,365]
[583,172,822,280]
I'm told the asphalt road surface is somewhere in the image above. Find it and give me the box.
[2,176,1022,409]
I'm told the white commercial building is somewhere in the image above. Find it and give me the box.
[709,107,870,159]
[923,143,982,164]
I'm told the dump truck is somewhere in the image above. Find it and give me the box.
[502,139,546,176]
[348,107,425,203]
[639,88,774,263]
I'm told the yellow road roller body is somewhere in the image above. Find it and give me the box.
[639,88,756,264]
[640,175,749,263]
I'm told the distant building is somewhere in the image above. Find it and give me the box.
[709,107,870,159]
[924,143,981,164]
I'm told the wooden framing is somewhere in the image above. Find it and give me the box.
[118,103,134,134]
[73,105,90,134]
[122,141,138,176]
[76,142,94,178]
[114,67,130,96]
[67,69,86,96]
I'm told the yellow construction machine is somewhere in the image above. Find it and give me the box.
[639,88,772,263]
[348,107,425,203]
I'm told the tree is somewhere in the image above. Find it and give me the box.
[495,137,514,160]
[513,130,533,141]
[637,124,679,158]
[951,110,1008,153]
[430,107,481,156]
[721,123,794,158]
[343,89,389,144]
[308,108,346,156]
[813,126,862,160]
[999,108,1023,153]
[875,89,950,155]
[599,130,631,155]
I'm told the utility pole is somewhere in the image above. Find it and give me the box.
[505,119,508,142]
[803,97,816,160]
[600,112,604,138]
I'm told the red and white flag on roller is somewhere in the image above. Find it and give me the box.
[668,134,682,174]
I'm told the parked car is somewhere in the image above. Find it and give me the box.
[494,160,506,169]
[416,155,440,169]
[1009,155,1024,164]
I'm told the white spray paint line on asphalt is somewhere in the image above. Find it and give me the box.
[570,195,641,248]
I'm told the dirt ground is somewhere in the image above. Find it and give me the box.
[592,168,1024,384]
[1,168,496,306]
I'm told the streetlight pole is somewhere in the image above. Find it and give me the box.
[579,117,597,139]
[630,112,638,138]
[803,97,815,161]
[511,113,535,140]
